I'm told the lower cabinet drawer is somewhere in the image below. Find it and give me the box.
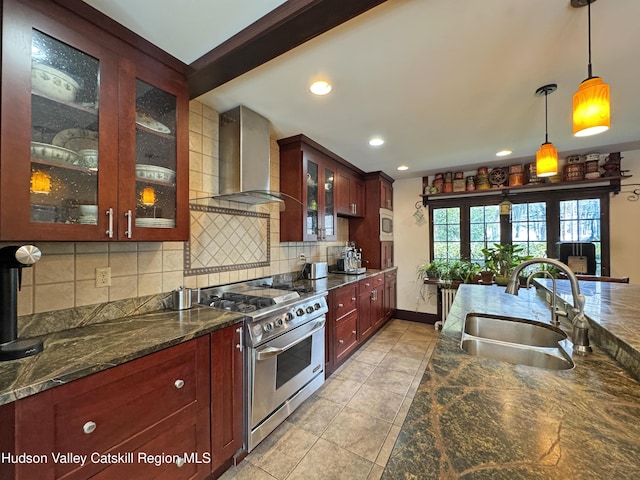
[90,409,209,480]
[335,311,358,361]
[53,345,199,469]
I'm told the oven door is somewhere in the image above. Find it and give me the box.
[250,317,325,429]
[380,208,393,241]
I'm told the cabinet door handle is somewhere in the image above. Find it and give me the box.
[124,210,133,238]
[338,339,344,344]
[352,330,356,334]
[105,208,113,238]
[174,379,185,389]
[351,297,356,301]
[236,326,243,352]
[176,457,186,468]
[365,283,370,287]
[83,421,97,434]
[338,303,344,307]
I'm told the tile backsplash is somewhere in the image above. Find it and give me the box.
[12,100,348,336]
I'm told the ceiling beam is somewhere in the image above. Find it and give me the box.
[187,0,388,99]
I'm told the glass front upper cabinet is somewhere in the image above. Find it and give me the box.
[306,160,319,238]
[134,79,177,230]
[30,30,100,225]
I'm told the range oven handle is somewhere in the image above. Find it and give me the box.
[255,319,325,361]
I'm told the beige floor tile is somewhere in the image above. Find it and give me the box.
[248,421,318,479]
[368,464,385,480]
[354,348,388,366]
[378,352,422,376]
[218,461,277,480]
[315,377,362,405]
[347,384,404,423]
[406,373,424,399]
[364,338,397,353]
[286,438,373,480]
[322,407,391,462]
[388,342,429,361]
[364,366,415,397]
[375,424,401,467]
[393,397,414,426]
[287,395,344,436]
[334,359,376,383]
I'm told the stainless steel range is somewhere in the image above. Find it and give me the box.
[199,279,328,452]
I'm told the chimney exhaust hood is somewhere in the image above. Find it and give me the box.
[210,105,285,205]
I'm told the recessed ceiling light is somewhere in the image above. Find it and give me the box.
[496,150,512,157]
[309,81,332,95]
[369,138,384,146]
[397,165,409,171]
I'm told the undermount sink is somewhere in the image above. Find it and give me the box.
[460,313,574,371]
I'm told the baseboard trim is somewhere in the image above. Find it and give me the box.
[394,309,439,325]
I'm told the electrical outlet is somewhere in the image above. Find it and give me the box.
[299,254,307,263]
[96,267,111,287]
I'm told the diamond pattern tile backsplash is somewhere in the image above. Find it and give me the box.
[185,204,270,275]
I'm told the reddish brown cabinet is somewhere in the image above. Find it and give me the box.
[210,324,244,474]
[326,282,359,375]
[384,270,397,321]
[278,135,337,242]
[351,172,395,269]
[0,0,189,241]
[1,337,211,480]
[336,168,364,217]
[358,274,385,342]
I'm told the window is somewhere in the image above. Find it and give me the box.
[427,188,611,275]
[511,202,547,258]
[469,205,500,264]
[432,207,460,262]
[560,198,602,274]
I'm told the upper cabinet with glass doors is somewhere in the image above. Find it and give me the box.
[279,136,337,242]
[0,0,188,241]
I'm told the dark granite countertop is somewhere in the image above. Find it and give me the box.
[0,268,396,407]
[0,306,244,406]
[383,284,640,479]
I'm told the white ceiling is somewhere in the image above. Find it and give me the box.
[85,0,640,180]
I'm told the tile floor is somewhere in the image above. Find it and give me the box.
[220,319,440,480]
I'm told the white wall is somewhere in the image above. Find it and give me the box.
[393,177,437,314]
[610,149,640,282]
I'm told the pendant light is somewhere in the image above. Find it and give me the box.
[535,84,558,178]
[572,0,610,137]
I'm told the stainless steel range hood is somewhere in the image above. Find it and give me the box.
[213,105,284,205]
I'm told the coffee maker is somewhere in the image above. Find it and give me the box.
[336,242,366,275]
[0,245,43,361]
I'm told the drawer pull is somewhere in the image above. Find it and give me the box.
[365,283,370,287]
[338,303,344,307]
[174,379,185,389]
[351,297,356,301]
[339,339,344,344]
[83,421,97,434]
[352,330,357,334]
[176,457,186,468]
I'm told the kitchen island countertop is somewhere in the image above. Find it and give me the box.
[383,282,640,479]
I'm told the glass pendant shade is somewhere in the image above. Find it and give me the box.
[30,170,51,194]
[573,76,610,137]
[536,142,558,177]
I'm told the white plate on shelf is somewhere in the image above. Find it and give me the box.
[136,164,176,183]
[136,112,171,134]
[30,142,81,165]
[136,218,175,228]
[52,128,99,152]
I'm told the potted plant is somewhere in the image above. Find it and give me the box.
[481,243,531,286]
[416,258,448,281]
[451,260,481,284]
